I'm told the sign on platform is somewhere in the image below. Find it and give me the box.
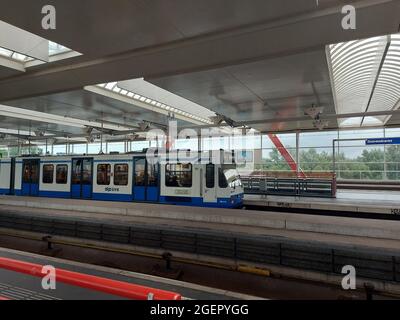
[365,138,400,145]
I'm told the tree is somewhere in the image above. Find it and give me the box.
[256,147,397,181]
[356,148,384,180]
[386,145,400,180]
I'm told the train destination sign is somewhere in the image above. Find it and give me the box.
[365,138,400,145]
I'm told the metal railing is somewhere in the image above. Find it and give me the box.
[241,175,336,198]
[0,256,181,300]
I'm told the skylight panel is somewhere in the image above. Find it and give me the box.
[366,34,400,125]
[0,47,13,57]
[327,33,400,128]
[48,41,71,56]
[90,82,214,125]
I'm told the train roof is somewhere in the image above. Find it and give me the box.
[1,149,238,165]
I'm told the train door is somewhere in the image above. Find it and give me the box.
[133,157,159,202]
[21,159,40,196]
[71,158,93,199]
[203,164,217,205]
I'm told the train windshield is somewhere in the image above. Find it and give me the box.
[221,165,242,188]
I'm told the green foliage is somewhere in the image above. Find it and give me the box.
[257,146,400,181]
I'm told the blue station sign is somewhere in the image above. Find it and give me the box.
[366,138,400,145]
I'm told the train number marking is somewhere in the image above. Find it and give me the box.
[277,202,292,208]
[391,208,400,215]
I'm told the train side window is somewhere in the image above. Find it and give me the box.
[114,164,128,186]
[72,159,82,184]
[206,164,215,188]
[134,158,145,186]
[165,163,192,188]
[82,159,92,185]
[148,163,159,187]
[42,165,54,184]
[218,168,228,189]
[56,165,68,184]
[97,164,111,185]
[31,162,39,183]
[22,163,30,183]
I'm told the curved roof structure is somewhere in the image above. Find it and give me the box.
[328,33,400,128]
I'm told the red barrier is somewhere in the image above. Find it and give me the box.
[0,296,10,300]
[0,257,181,300]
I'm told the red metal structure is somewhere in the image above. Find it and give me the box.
[267,133,306,178]
[0,257,182,300]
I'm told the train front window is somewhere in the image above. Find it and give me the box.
[219,166,241,189]
[42,165,54,184]
[165,163,192,188]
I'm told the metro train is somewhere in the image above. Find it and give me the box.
[0,151,244,208]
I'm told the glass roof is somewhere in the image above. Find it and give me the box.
[48,41,70,56]
[328,33,400,128]
[0,41,73,63]
[367,34,400,124]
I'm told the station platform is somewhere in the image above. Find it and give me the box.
[0,247,255,300]
[244,189,400,216]
[1,193,400,242]
[2,195,400,295]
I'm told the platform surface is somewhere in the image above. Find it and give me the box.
[244,189,400,214]
[2,194,400,250]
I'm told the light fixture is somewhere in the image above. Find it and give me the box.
[313,119,329,130]
[304,105,324,120]
[138,121,150,132]
[90,82,215,125]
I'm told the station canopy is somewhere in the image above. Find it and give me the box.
[0,0,400,147]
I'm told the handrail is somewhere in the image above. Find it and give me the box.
[241,175,337,198]
[0,257,181,300]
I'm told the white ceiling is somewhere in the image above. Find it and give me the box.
[150,49,336,132]
[0,0,400,145]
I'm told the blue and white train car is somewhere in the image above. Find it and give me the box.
[0,152,244,208]
[0,158,13,194]
[159,162,243,207]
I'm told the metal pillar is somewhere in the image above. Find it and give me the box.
[296,131,300,176]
